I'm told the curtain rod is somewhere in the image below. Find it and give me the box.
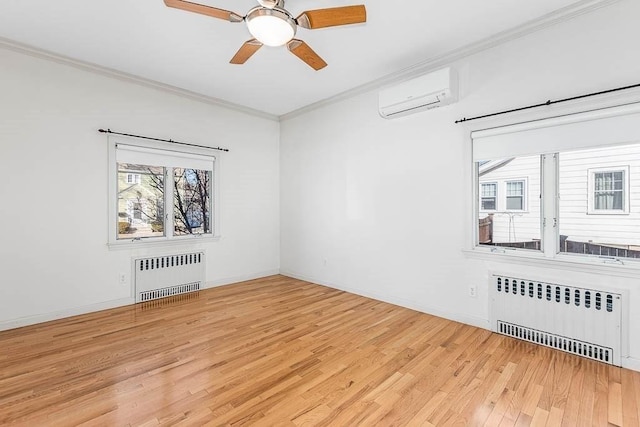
[455,83,640,124]
[98,128,229,152]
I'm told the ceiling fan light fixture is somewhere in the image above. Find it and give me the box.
[246,7,296,47]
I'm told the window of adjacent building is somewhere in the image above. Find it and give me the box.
[109,142,218,246]
[472,102,640,263]
[506,180,525,210]
[480,183,497,211]
[126,173,141,184]
[590,169,627,213]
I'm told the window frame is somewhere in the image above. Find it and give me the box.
[107,137,221,249]
[587,166,629,215]
[468,100,640,269]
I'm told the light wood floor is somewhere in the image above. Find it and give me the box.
[1,275,639,426]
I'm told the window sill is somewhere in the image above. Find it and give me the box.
[108,235,221,251]
[586,211,630,215]
[463,247,640,279]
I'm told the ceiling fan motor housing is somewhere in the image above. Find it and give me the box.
[257,0,283,9]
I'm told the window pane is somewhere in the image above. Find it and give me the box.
[173,168,212,235]
[558,143,640,259]
[506,196,523,210]
[117,163,165,239]
[481,198,496,211]
[506,181,523,196]
[477,156,541,250]
[481,183,496,197]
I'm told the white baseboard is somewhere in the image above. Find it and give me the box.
[0,269,281,332]
[280,270,490,331]
[622,356,640,372]
[0,297,135,332]
[203,269,281,289]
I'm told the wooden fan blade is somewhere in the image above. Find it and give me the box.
[230,39,263,64]
[287,39,327,71]
[296,5,366,29]
[164,0,243,22]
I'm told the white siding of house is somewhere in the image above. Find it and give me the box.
[559,143,640,248]
[478,143,640,248]
[479,155,541,244]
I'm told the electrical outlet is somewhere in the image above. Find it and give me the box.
[119,273,127,285]
[323,258,327,267]
[468,284,477,298]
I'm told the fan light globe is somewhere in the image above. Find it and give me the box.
[246,7,296,47]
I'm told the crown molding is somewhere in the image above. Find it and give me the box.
[279,0,622,121]
[0,0,621,123]
[0,36,279,122]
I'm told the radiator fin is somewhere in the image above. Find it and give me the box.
[138,282,200,302]
[492,275,622,366]
[134,252,205,303]
[495,277,619,313]
[497,321,613,364]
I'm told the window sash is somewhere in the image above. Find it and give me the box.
[593,171,625,211]
[480,183,497,211]
[506,180,525,210]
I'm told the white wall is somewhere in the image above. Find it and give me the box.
[0,47,280,329]
[280,0,640,370]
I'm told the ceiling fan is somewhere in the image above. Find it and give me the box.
[164,0,366,70]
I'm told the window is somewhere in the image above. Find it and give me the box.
[126,173,141,184]
[472,102,640,263]
[109,141,218,246]
[590,169,626,212]
[480,183,497,210]
[506,180,525,210]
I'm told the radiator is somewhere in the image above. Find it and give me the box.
[490,274,622,366]
[134,252,205,303]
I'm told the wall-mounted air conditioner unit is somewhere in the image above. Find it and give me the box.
[378,67,458,119]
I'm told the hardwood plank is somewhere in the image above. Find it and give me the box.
[546,406,564,426]
[608,380,623,426]
[621,369,640,426]
[0,275,637,426]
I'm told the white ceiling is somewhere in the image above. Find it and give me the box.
[0,0,606,116]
